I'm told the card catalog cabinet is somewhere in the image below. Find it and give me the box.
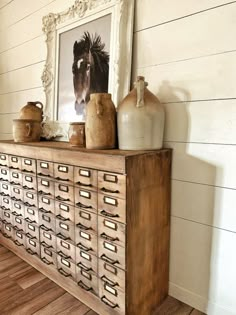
[0,141,171,315]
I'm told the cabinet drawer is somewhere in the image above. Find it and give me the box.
[99,259,125,293]
[57,256,76,281]
[74,167,97,191]
[2,196,11,210]
[41,245,57,267]
[22,157,36,174]
[1,182,11,197]
[38,195,55,214]
[56,219,75,242]
[55,201,74,222]
[54,163,74,183]
[24,206,38,224]
[99,238,126,271]
[25,236,40,256]
[2,209,12,224]
[2,222,13,239]
[23,190,38,208]
[37,160,54,178]
[76,248,98,275]
[0,167,10,181]
[37,177,54,197]
[39,209,56,232]
[75,208,97,234]
[40,226,56,250]
[57,238,76,263]
[22,174,37,190]
[75,187,97,213]
[55,183,74,205]
[98,194,126,224]
[99,281,125,314]
[98,171,126,199]
[75,228,97,256]
[0,153,8,167]
[9,155,21,170]
[98,216,126,248]
[77,266,98,295]
[12,214,25,230]
[12,201,24,217]
[10,170,22,185]
[25,221,39,240]
[13,227,25,247]
[10,185,23,201]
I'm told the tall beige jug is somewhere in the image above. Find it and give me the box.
[117,76,165,150]
[19,101,43,122]
[85,93,116,149]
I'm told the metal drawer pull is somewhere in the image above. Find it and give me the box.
[77,262,92,272]
[26,233,36,239]
[58,268,72,278]
[10,181,20,185]
[14,240,23,247]
[56,214,69,221]
[22,169,34,173]
[101,275,119,287]
[12,212,21,216]
[41,257,53,265]
[2,232,11,239]
[101,296,119,309]
[40,241,53,249]
[76,181,92,187]
[1,206,10,211]
[77,243,92,252]
[100,233,119,242]
[25,218,36,224]
[77,280,92,291]
[101,187,119,194]
[57,233,71,241]
[100,210,119,218]
[76,223,92,231]
[40,225,53,232]
[24,202,36,207]
[38,172,51,177]
[9,166,19,170]
[100,254,119,265]
[23,185,34,190]
[55,177,69,182]
[76,202,92,209]
[56,196,70,202]
[26,248,37,255]
[57,251,71,260]
[38,190,51,196]
[39,208,51,214]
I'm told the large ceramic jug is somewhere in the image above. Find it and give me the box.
[19,101,43,122]
[117,76,165,150]
[85,93,116,149]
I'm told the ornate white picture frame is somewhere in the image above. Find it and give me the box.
[41,0,134,139]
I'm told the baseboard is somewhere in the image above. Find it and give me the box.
[169,282,235,315]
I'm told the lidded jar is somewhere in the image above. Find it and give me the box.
[117,76,165,150]
[85,93,116,149]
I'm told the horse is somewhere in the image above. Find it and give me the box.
[72,31,109,117]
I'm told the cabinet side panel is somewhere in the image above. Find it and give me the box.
[126,150,171,315]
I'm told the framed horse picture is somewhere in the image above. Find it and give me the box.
[41,0,135,138]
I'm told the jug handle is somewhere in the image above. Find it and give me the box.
[95,95,103,116]
[34,101,43,109]
[136,78,145,108]
[26,123,32,137]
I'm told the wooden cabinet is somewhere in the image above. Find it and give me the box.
[0,141,171,315]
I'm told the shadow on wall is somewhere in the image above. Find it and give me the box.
[156,80,216,313]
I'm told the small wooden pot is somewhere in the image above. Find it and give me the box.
[68,122,85,147]
[13,119,42,142]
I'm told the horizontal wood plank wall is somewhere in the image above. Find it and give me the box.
[134,1,236,314]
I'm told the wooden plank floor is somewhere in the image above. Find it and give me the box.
[0,244,206,315]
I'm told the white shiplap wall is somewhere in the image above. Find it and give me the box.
[0,1,236,314]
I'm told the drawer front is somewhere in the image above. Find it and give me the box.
[55,183,74,205]
[12,201,24,217]
[75,228,97,256]
[40,226,57,250]
[76,248,98,275]
[1,182,11,197]
[98,216,126,248]
[76,266,98,295]
[41,245,57,267]
[55,201,74,222]
[37,160,54,178]
[9,155,21,170]
[0,153,8,167]
[38,195,55,214]
[23,190,38,208]
[25,221,39,240]
[10,170,22,185]
[22,174,37,190]
[57,256,76,281]
[75,187,97,213]
[22,157,36,174]
[37,177,54,197]
[13,228,26,247]
[2,196,11,210]
[0,167,10,181]
[2,222,13,239]
[39,209,56,232]
[98,194,126,224]
[56,219,75,242]
[57,238,76,263]
[12,214,25,230]
[26,237,40,256]
[2,209,12,224]
[99,281,125,314]
[10,185,23,201]
[99,238,126,271]
[99,259,125,293]
[98,171,126,199]
[74,167,97,191]
[75,208,97,234]
[24,206,39,224]
[54,163,74,183]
